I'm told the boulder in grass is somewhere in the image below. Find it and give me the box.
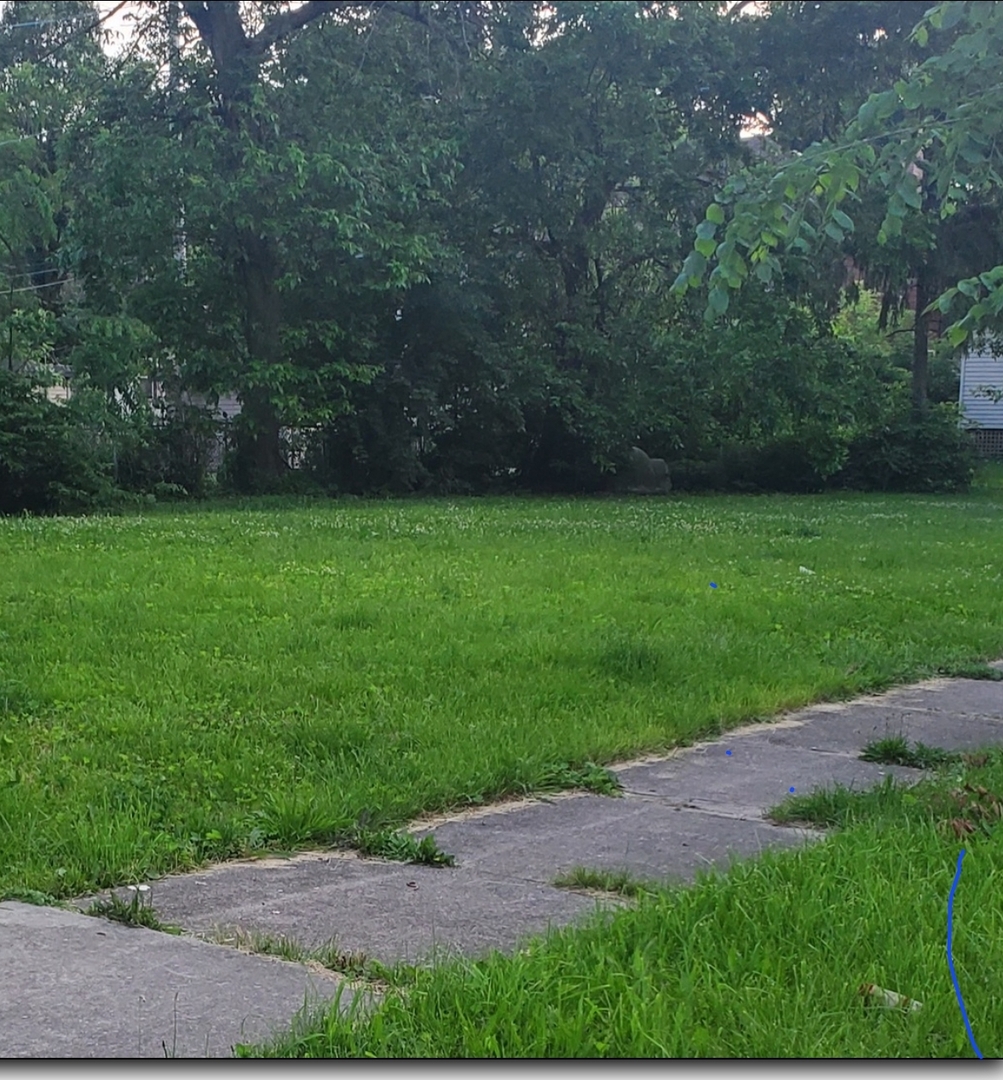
[614,446,672,494]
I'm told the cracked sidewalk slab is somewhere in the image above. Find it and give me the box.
[147,793,822,968]
[146,854,599,961]
[755,706,1003,756]
[0,901,346,1058]
[615,741,918,815]
[136,676,1003,975]
[21,668,1001,1059]
[863,677,1003,718]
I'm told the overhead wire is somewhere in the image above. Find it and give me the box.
[3,277,66,294]
[0,2,135,149]
[3,0,131,69]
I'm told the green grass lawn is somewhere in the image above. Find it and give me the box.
[2,482,1002,899]
[243,749,1003,1058]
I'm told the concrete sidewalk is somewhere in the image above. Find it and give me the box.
[2,669,1002,1057]
[0,901,344,1058]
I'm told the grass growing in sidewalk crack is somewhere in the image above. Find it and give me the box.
[354,829,455,866]
[859,736,960,770]
[87,891,182,934]
[533,762,622,798]
[769,747,1003,834]
[1,888,75,909]
[553,867,652,898]
[211,927,417,987]
[769,774,910,829]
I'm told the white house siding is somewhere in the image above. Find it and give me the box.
[215,391,242,420]
[960,349,1003,428]
[960,346,1003,457]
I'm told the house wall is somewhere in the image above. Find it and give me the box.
[960,349,1003,427]
[960,346,1003,457]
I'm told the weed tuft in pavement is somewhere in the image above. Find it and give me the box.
[87,891,181,934]
[355,828,455,867]
[552,866,653,898]
[859,736,959,770]
[535,761,622,797]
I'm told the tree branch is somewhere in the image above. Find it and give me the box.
[248,0,346,57]
[185,1,431,66]
[728,0,759,20]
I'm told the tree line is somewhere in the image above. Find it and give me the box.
[1,0,997,512]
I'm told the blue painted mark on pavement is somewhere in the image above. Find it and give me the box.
[948,849,983,1060]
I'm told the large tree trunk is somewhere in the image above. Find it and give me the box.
[239,231,288,484]
[182,1,343,489]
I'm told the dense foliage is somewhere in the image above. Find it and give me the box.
[0,0,991,509]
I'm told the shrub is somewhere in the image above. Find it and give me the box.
[0,370,114,514]
[115,404,222,499]
[837,404,976,493]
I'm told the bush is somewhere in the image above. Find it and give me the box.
[668,409,973,496]
[115,405,222,499]
[837,404,976,493]
[0,371,114,514]
[668,436,831,494]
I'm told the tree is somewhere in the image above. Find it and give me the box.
[61,1,458,489]
[339,1,757,490]
[0,1,112,373]
[674,0,1003,410]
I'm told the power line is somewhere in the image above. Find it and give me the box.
[31,0,130,66]
[5,19,78,30]
[2,277,66,294]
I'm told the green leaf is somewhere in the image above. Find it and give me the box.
[682,250,708,278]
[936,289,957,313]
[705,203,726,225]
[857,89,899,130]
[696,220,718,241]
[695,237,717,258]
[938,3,965,30]
[947,323,969,347]
[832,209,854,232]
[707,286,730,316]
[824,222,844,242]
[896,177,923,210]
[857,98,878,128]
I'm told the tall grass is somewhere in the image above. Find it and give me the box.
[245,754,1003,1058]
[1,489,1001,896]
